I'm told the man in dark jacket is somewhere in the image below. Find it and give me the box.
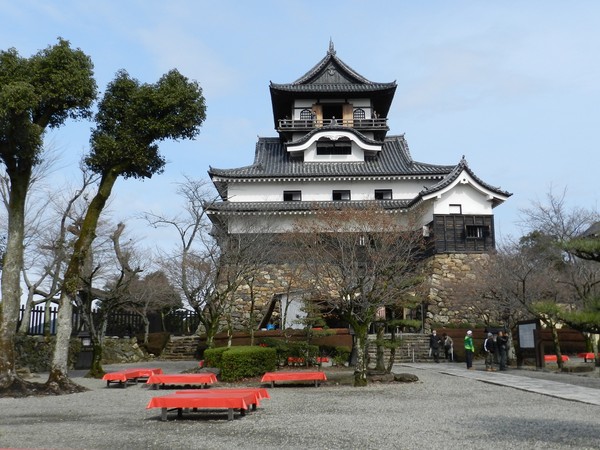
[429,330,442,363]
[497,331,509,370]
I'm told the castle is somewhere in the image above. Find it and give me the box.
[205,43,511,330]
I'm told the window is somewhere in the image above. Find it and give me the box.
[353,108,366,120]
[375,189,392,200]
[332,190,351,201]
[300,109,313,119]
[449,204,462,214]
[283,190,302,201]
[466,225,488,239]
[316,140,352,155]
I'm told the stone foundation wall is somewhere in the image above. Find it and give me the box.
[227,263,302,329]
[425,253,490,327]
[226,254,489,331]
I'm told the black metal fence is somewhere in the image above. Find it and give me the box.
[18,305,200,337]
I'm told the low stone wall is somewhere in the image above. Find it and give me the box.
[15,335,147,373]
[102,337,147,364]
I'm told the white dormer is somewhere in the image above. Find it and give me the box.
[286,129,382,162]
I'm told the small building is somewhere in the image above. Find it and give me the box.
[205,42,512,328]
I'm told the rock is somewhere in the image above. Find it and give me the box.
[393,372,419,383]
[368,373,395,383]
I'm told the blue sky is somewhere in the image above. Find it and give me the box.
[1,0,599,252]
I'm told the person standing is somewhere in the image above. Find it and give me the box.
[443,333,454,361]
[497,330,508,370]
[464,330,475,369]
[429,330,442,363]
[483,332,496,371]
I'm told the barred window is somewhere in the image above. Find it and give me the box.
[283,190,302,201]
[353,108,366,120]
[332,190,351,201]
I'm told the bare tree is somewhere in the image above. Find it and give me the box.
[146,177,277,348]
[286,204,427,386]
[125,270,182,345]
[17,166,99,335]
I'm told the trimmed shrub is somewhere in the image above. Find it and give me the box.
[258,338,290,365]
[286,342,319,365]
[203,346,230,368]
[220,346,277,381]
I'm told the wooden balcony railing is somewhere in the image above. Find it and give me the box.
[277,117,388,131]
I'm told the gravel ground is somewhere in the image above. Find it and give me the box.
[0,361,599,450]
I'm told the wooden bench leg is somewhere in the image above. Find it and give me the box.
[227,408,234,421]
[160,408,168,421]
[270,381,275,388]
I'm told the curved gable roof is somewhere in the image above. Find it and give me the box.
[208,134,455,180]
[286,123,382,149]
[271,41,396,93]
[419,157,512,206]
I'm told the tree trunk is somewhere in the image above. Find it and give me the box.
[375,323,386,372]
[143,317,150,344]
[550,325,564,370]
[87,340,105,378]
[48,290,75,383]
[0,171,29,391]
[352,322,369,387]
[386,327,398,374]
[593,334,599,368]
[16,289,34,335]
[47,169,119,388]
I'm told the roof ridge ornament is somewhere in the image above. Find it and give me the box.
[328,38,336,55]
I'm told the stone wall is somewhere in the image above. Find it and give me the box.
[227,263,303,329]
[425,252,490,327]
[226,253,489,331]
[15,335,147,373]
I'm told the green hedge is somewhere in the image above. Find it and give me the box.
[258,338,321,365]
[220,346,277,382]
[203,346,230,368]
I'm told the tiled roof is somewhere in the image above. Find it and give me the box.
[206,199,414,214]
[270,42,396,94]
[287,124,382,147]
[419,157,512,198]
[270,83,396,93]
[208,135,455,180]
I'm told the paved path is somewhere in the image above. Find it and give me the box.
[399,362,600,406]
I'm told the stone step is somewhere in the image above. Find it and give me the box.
[160,336,200,360]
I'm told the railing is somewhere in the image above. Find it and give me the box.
[278,117,388,130]
[18,305,200,337]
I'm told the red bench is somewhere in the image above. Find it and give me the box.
[102,368,163,387]
[175,387,270,405]
[146,372,218,390]
[544,355,569,363]
[147,391,259,421]
[577,352,596,362]
[261,371,327,388]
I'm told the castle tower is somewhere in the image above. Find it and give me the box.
[205,43,511,329]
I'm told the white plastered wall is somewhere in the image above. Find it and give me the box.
[227,178,439,203]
